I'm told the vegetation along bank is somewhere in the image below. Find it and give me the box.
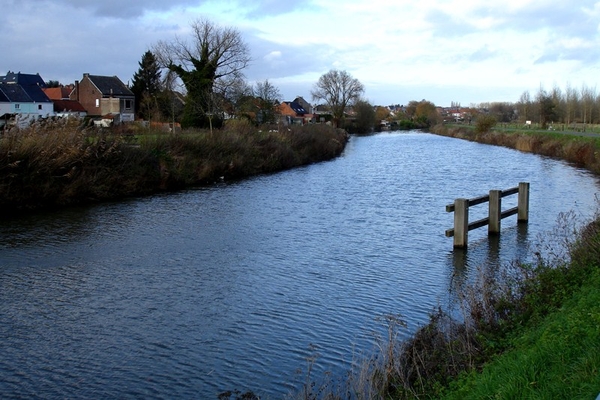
[430,122,600,174]
[0,119,347,213]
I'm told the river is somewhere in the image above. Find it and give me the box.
[1,131,599,398]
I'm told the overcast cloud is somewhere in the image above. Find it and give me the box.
[2,0,599,106]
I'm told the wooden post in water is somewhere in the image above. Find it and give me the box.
[488,189,501,234]
[518,182,530,222]
[454,198,469,248]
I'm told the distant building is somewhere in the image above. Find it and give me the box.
[70,73,135,123]
[278,96,316,125]
[0,71,54,124]
[43,86,87,118]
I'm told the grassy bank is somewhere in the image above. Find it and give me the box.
[0,119,347,212]
[430,123,600,174]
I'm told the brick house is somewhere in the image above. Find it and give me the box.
[278,96,315,125]
[70,73,135,123]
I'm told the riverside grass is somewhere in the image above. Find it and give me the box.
[431,123,600,174]
[0,118,347,212]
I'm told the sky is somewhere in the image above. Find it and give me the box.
[2,0,599,107]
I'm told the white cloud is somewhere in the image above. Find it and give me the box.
[2,0,599,106]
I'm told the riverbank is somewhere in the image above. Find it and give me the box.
[380,125,600,399]
[0,119,348,213]
[430,123,600,174]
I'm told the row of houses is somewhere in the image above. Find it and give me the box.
[0,71,135,128]
[278,97,344,125]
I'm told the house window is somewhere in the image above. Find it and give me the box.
[38,104,43,110]
[95,99,99,107]
[125,99,132,110]
[15,104,20,110]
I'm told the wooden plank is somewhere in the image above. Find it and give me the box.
[501,206,518,218]
[446,186,517,212]
[501,187,519,197]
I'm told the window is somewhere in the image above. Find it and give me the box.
[125,99,132,110]
[38,104,43,110]
[95,99,99,107]
[15,104,20,110]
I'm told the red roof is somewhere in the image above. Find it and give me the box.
[43,87,72,100]
[53,99,86,113]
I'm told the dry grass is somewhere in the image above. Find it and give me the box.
[0,119,347,212]
[432,125,600,174]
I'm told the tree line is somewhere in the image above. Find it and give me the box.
[476,84,600,130]
[130,18,367,132]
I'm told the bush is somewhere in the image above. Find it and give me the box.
[475,114,497,133]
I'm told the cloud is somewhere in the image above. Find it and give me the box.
[55,0,200,18]
[2,0,599,107]
[468,45,497,62]
[243,0,310,18]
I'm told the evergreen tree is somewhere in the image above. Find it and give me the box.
[131,51,162,120]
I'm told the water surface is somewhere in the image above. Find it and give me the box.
[1,132,598,398]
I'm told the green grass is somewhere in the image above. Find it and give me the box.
[442,268,600,400]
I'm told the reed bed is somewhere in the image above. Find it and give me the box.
[0,119,347,212]
[431,124,600,174]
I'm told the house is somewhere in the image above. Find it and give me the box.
[70,73,135,123]
[0,71,54,125]
[43,86,87,118]
[278,96,315,125]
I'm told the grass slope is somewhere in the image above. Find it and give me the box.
[443,268,600,400]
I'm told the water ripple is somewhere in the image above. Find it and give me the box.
[1,132,599,398]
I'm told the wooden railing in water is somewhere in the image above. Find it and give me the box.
[446,182,529,248]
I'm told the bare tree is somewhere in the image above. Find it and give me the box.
[517,91,531,123]
[153,18,251,128]
[311,69,364,128]
[253,79,282,124]
[564,82,578,127]
[581,84,597,130]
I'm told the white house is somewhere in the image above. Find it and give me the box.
[0,71,54,124]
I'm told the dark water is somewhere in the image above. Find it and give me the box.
[1,132,599,398]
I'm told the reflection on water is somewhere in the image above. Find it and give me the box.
[1,132,599,398]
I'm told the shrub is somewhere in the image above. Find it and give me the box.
[475,114,497,134]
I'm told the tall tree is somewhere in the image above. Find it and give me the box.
[154,18,251,129]
[564,82,578,127]
[311,69,364,128]
[581,84,597,129]
[253,79,282,124]
[517,91,531,123]
[352,99,376,134]
[536,89,558,129]
[131,50,162,120]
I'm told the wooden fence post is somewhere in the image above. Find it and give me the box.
[488,190,501,234]
[518,182,530,222]
[454,198,469,248]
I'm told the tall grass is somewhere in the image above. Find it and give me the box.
[0,119,347,212]
[431,124,600,174]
